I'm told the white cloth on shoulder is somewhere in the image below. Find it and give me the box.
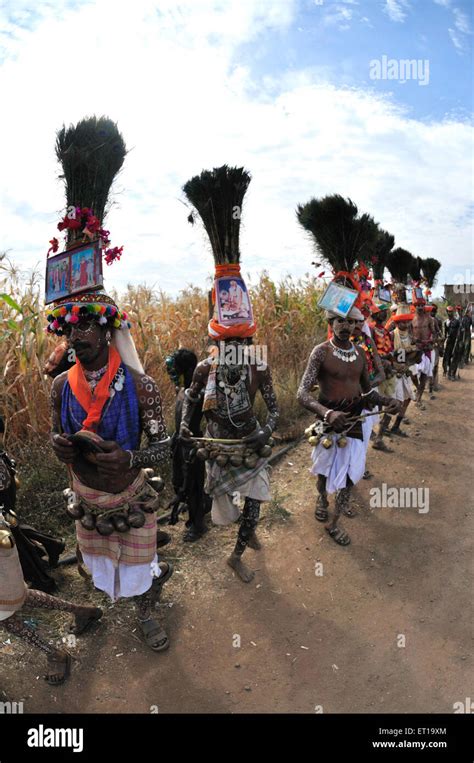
[310,434,366,494]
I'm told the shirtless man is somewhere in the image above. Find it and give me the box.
[297,308,400,546]
[180,338,279,582]
[412,299,436,408]
[428,304,442,396]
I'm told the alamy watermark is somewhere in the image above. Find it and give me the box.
[369,55,429,86]
[370,484,429,514]
[216,341,268,370]
[0,700,24,713]
[452,271,474,294]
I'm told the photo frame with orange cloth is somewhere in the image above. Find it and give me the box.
[318,281,359,318]
[376,284,391,303]
[215,276,254,325]
[45,241,103,304]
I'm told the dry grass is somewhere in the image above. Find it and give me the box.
[1,256,326,444]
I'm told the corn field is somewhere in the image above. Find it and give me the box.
[0,254,327,448]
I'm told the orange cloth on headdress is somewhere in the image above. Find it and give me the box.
[209,263,257,340]
[67,346,121,432]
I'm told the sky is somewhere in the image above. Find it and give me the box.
[0,0,472,299]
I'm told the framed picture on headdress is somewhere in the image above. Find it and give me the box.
[318,281,358,318]
[45,252,71,303]
[45,241,103,304]
[376,285,391,303]
[215,276,254,325]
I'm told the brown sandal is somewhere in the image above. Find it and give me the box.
[45,651,71,685]
[139,619,170,652]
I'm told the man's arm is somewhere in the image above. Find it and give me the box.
[242,365,280,447]
[50,373,77,464]
[259,366,279,434]
[296,344,332,418]
[95,372,170,474]
[128,374,170,469]
[370,341,386,387]
[359,348,400,413]
[179,361,209,438]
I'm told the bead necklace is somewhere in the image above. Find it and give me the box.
[84,363,108,393]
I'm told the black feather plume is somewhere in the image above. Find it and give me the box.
[56,116,127,232]
[372,228,395,281]
[420,257,441,288]
[408,255,423,282]
[182,165,251,264]
[296,194,378,273]
[386,247,415,284]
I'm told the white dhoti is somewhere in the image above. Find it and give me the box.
[361,406,377,454]
[394,374,416,402]
[205,460,271,526]
[81,552,161,602]
[310,434,366,494]
[416,352,433,378]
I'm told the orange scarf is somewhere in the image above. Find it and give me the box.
[67,346,121,432]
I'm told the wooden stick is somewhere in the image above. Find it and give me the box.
[190,436,245,445]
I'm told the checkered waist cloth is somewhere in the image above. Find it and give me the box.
[72,471,158,566]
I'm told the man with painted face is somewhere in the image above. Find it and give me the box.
[412,298,436,407]
[48,293,173,652]
[427,304,443,395]
[369,304,396,453]
[297,306,401,546]
[180,336,279,583]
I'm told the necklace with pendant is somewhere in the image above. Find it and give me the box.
[84,363,109,393]
[217,366,248,398]
[217,365,249,429]
[330,338,358,363]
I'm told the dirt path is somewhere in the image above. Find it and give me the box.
[1,367,473,714]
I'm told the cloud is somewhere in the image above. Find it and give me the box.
[431,0,472,52]
[384,0,411,23]
[322,4,353,30]
[448,27,464,49]
[0,0,471,299]
[453,7,471,34]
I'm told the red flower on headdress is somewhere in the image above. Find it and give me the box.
[47,237,59,256]
[57,215,81,232]
[104,246,123,265]
[84,215,101,234]
[99,228,111,246]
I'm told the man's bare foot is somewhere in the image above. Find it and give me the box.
[227,553,255,583]
[70,606,103,635]
[45,650,71,685]
[247,532,261,550]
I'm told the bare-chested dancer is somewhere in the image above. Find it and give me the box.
[297,308,400,546]
[180,338,279,582]
[412,298,436,408]
[427,304,442,396]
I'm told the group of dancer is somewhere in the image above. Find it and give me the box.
[0,118,471,687]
